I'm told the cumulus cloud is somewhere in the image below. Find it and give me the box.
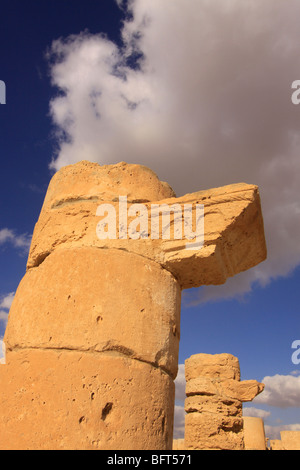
[0,228,31,253]
[173,405,185,440]
[0,292,15,310]
[265,423,300,441]
[243,407,271,419]
[254,374,300,408]
[0,292,15,327]
[0,338,5,364]
[174,363,186,402]
[174,364,186,438]
[47,0,300,301]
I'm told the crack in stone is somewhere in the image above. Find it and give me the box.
[8,345,175,380]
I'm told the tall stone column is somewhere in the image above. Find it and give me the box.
[0,161,266,449]
[243,417,267,450]
[184,353,265,450]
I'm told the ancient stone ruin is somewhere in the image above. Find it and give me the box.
[0,161,267,449]
[243,417,268,450]
[270,431,300,450]
[173,353,265,450]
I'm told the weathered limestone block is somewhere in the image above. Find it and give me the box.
[280,431,300,450]
[269,440,284,450]
[218,379,264,402]
[185,412,244,450]
[185,395,242,417]
[186,377,264,401]
[0,161,266,449]
[0,349,174,450]
[243,417,267,450]
[269,431,300,450]
[4,247,181,379]
[184,354,265,450]
[185,353,241,381]
[26,161,266,289]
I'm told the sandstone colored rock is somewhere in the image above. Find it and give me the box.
[269,431,300,450]
[184,353,265,450]
[26,161,266,289]
[269,439,284,450]
[0,349,174,450]
[243,417,267,450]
[280,431,300,450]
[4,247,181,379]
[185,413,244,450]
[0,161,267,449]
[185,395,242,416]
[185,353,241,381]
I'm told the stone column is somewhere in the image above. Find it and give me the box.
[243,417,267,450]
[184,353,265,450]
[0,161,266,449]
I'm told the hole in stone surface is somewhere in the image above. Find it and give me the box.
[101,402,113,421]
[79,416,85,424]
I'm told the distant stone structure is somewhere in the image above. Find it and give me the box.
[0,161,266,449]
[243,417,267,450]
[270,431,300,450]
[181,353,265,450]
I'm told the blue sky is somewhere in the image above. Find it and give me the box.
[1,0,300,443]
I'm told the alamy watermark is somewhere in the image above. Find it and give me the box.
[0,80,6,104]
[291,80,300,105]
[291,340,300,365]
[95,196,204,250]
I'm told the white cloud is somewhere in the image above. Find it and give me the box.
[47,0,300,301]
[243,407,271,419]
[0,311,8,325]
[174,363,186,402]
[0,292,15,310]
[174,364,186,439]
[265,423,300,441]
[254,374,300,408]
[173,404,185,439]
[0,228,31,253]
[0,292,15,327]
[0,338,5,364]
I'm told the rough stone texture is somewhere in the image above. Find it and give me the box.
[269,439,284,450]
[185,413,244,451]
[185,353,241,381]
[4,247,181,379]
[184,354,265,450]
[278,431,300,450]
[243,417,267,450]
[26,161,267,289]
[0,349,174,450]
[0,161,267,449]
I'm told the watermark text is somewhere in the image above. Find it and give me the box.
[0,80,6,104]
[291,80,300,105]
[96,196,204,250]
[291,340,300,365]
